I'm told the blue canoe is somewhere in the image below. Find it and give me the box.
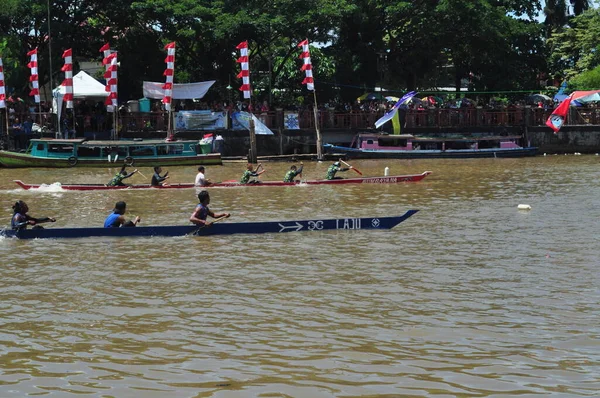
[1,211,418,240]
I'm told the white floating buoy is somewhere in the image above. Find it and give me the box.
[384,167,390,176]
[575,152,581,156]
[543,153,547,156]
[518,204,532,211]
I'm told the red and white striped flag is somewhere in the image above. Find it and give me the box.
[27,48,40,103]
[99,43,117,112]
[61,48,74,109]
[162,42,176,111]
[0,57,5,108]
[236,41,250,99]
[298,39,314,91]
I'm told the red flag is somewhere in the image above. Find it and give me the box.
[236,41,248,49]
[27,48,38,56]
[62,48,72,58]
[546,96,572,133]
[99,43,110,52]
[297,39,308,47]
[164,42,176,49]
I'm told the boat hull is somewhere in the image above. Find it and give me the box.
[0,211,418,240]
[324,144,538,159]
[13,172,432,191]
[0,150,222,168]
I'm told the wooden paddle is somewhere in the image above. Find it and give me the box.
[136,170,148,179]
[189,214,230,236]
[340,159,362,175]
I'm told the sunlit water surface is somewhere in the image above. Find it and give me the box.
[0,157,598,397]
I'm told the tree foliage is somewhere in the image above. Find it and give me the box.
[0,0,595,105]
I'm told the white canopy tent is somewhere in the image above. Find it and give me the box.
[53,71,108,132]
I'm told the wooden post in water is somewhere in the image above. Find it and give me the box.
[248,118,257,163]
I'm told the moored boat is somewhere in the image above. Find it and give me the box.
[13,171,432,191]
[0,211,418,239]
[0,138,222,168]
[325,133,538,159]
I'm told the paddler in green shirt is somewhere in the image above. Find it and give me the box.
[283,162,303,183]
[326,161,351,180]
[240,163,265,184]
[107,165,138,187]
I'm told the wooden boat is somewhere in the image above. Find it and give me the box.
[0,211,418,240]
[0,138,222,168]
[13,171,432,191]
[324,133,538,159]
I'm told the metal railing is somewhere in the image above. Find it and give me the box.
[3,107,600,137]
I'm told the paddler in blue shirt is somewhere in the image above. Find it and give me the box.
[190,190,230,227]
[104,201,140,227]
[107,165,138,187]
[240,163,265,184]
[326,160,351,180]
[283,162,303,183]
[11,200,56,230]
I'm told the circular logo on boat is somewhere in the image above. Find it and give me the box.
[371,218,380,227]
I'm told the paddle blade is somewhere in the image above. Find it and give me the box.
[351,167,363,175]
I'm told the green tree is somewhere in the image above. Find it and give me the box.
[548,8,600,78]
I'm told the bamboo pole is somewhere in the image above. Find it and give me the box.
[312,89,323,160]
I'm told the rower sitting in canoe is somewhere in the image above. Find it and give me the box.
[107,165,138,187]
[190,190,230,227]
[283,162,303,183]
[326,160,352,180]
[11,200,56,230]
[240,163,265,184]
[151,166,169,187]
[104,201,140,228]
[195,166,211,187]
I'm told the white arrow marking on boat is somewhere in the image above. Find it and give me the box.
[278,222,303,232]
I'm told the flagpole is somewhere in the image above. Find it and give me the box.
[312,89,323,160]
[4,108,8,140]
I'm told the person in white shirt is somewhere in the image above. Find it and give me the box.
[194,166,211,186]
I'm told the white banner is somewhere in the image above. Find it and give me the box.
[143,80,216,100]
[175,110,227,131]
[231,111,274,135]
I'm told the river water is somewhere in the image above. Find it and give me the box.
[0,156,599,397]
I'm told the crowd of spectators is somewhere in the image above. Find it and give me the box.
[2,94,599,150]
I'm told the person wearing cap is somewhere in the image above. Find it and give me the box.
[326,160,351,180]
[190,190,230,227]
[104,201,140,228]
[107,165,138,187]
[194,166,211,187]
[151,166,169,187]
[283,162,303,183]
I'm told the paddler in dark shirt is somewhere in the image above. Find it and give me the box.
[151,166,169,186]
[11,200,56,230]
[189,190,230,227]
[283,162,303,183]
[108,165,138,187]
[104,201,140,227]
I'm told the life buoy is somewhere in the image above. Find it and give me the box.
[125,156,135,166]
[68,156,78,166]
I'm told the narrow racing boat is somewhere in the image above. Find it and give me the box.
[13,171,432,191]
[0,211,418,240]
